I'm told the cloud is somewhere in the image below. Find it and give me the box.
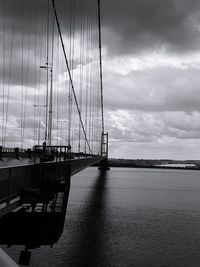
[106,110,200,159]
[104,66,200,112]
[101,0,200,56]
[2,0,200,56]
[1,0,200,159]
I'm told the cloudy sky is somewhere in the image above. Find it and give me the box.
[101,0,200,159]
[1,0,200,159]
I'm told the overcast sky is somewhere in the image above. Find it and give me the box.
[100,0,200,159]
[1,0,200,159]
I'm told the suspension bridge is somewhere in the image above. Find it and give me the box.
[0,0,109,265]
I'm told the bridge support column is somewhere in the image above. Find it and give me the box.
[98,132,110,171]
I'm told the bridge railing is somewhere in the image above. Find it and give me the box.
[0,146,28,159]
[0,145,99,163]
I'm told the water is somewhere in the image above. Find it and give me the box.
[3,167,200,266]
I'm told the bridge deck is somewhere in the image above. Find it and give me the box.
[0,158,38,168]
[0,156,103,218]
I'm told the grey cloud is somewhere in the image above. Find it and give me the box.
[1,0,200,159]
[0,0,99,88]
[3,0,200,57]
[105,110,200,151]
[0,0,99,37]
[101,0,200,56]
[104,66,200,112]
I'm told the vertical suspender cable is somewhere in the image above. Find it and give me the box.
[68,0,73,149]
[97,0,104,135]
[20,0,24,147]
[84,0,89,153]
[37,9,45,145]
[48,16,55,146]
[4,4,14,147]
[78,1,83,154]
[33,3,37,142]
[2,0,6,146]
[88,0,93,153]
[22,13,31,147]
[45,0,50,142]
[72,0,77,152]
[56,34,60,145]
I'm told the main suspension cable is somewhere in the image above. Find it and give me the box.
[51,0,92,154]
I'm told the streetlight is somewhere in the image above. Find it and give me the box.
[40,64,54,145]
[40,64,50,142]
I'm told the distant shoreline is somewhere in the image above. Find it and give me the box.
[95,158,200,171]
[106,165,200,171]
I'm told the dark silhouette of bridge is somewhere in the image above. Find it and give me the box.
[0,0,109,265]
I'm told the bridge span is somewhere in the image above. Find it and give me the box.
[0,142,108,265]
[0,0,109,264]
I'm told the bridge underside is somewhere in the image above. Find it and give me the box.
[0,155,106,260]
[0,156,103,218]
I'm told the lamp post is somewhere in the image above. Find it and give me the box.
[40,64,50,143]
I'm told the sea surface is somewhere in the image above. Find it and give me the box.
[3,167,200,266]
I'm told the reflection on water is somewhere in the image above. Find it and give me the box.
[3,167,200,266]
[67,170,108,267]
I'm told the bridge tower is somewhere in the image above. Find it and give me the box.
[99,132,110,171]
